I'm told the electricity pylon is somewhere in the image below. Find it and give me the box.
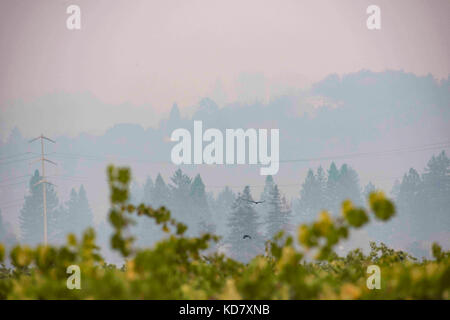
[29,134,56,245]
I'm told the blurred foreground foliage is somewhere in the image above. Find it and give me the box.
[0,166,448,300]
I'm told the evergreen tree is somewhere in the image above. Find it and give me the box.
[364,181,395,244]
[227,186,264,262]
[135,176,158,247]
[316,166,327,206]
[396,168,423,237]
[151,174,170,208]
[190,174,213,234]
[260,175,275,220]
[206,191,218,229]
[19,170,61,245]
[169,169,192,222]
[64,188,78,236]
[325,162,340,214]
[389,151,450,253]
[266,185,291,239]
[338,164,362,206]
[77,185,94,231]
[214,187,235,236]
[169,103,181,122]
[316,166,326,192]
[64,185,94,238]
[280,196,291,214]
[135,174,168,246]
[261,176,275,200]
[363,181,376,199]
[298,169,322,220]
[422,151,450,233]
[216,187,235,210]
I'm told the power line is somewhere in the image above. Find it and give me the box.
[52,152,168,164]
[0,179,29,188]
[49,140,450,164]
[0,140,447,197]
[1,140,448,168]
[0,156,38,166]
[0,152,31,161]
[279,142,450,163]
[0,174,32,183]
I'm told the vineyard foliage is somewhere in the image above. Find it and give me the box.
[0,166,449,299]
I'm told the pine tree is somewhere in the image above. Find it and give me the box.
[422,151,450,233]
[325,162,340,214]
[169,169,192,223]
[136,173,171,247]
[206,191,218,225]
[216,187,235,211]
[77,185,94,231]
[135,174,168,246]
[135,176,158,247]
[266,185,291,240]
[215,187,235,236]
[169,103,181,122]
[227,186,264,262]
[363,181,391,243]
[280,196,292,217]
[260,175,275,220]
[316,166,326,204]
[190,174,213,234]
[338,164,362,206]
[396,168,423,237]
[19,170,61,245]
[151,174,170,208]
[298,169,321,220]
[363,181,376,199]
[64,188,79,236]
[64,185,93,238]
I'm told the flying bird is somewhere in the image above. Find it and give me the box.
[243,235,252,240]
[241,198,265,205]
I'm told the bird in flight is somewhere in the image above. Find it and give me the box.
[243,235,252,240]
[241,198,265,205]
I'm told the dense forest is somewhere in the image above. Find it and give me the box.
[0,164,448,299]
[1,150,448,264]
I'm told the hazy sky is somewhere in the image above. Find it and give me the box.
[0,0,449,138]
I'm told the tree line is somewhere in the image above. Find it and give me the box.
[1,150,448,262]
[7,170,93,246]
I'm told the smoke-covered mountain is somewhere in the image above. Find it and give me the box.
[0,70,449,260]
